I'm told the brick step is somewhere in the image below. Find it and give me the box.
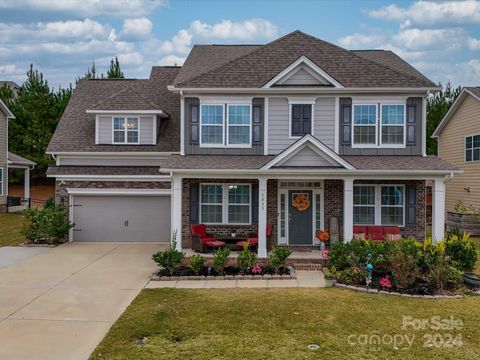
[275,244,322,251]
[292,263,323,270]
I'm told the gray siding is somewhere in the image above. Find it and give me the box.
[268,97,335,155]
[339,97,423,156]
[97,115,156,145]
[0,110,7,205]
[281,68,323,85]
[280,146,336,167]
[184,97,264,155]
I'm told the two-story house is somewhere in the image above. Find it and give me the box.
[46,31,458,256]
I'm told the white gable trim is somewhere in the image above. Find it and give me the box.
[262,134,354,170]
[432,88,480,138]
[0,99,14,119]
[276,64,330,86]
[263,56,344,89]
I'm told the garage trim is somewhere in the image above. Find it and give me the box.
[67,188,172,242]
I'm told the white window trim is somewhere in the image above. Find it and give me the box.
[289,103,314,139]
[464,134,480,163]
[199,183,252,225]
[111,116,140,145]
[0,167,3,196]
[380,104,406,148]
[351,103,407,149]
[226,104,252,147]
[353,184,405,227]
[199,104,225,148]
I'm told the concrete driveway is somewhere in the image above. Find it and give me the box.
[0,242,164,360]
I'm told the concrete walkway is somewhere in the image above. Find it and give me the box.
[0,242,163,360]
[146,270,326,289]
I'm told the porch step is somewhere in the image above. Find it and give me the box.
[275,244,321,251]
[292,263,323,270]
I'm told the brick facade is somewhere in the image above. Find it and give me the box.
[324,180,344,242]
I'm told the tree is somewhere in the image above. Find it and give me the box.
[427,82,461,155]
[84,60,98,79]
[0,84,15,108]
[107,57,124,79]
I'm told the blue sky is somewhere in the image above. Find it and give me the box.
[1,0,479,88]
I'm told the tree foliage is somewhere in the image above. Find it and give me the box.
[427,82,461,155]
[107,57,124,79]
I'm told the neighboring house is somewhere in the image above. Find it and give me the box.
[0,81,20,96]
[432,87,480,233]
[0,99,35,213]
[46,31,458,256]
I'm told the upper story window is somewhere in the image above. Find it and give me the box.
[200,103,251,147]
[465,135,480,162]
[112,116,139,144]
[352,103,406,148]
[291,104,312,137]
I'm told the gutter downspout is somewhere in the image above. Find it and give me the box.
[444,172,454,184]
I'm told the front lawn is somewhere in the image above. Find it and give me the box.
[0,213,25,247]
[91,288,480,360]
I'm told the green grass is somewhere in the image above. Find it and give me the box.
[90,288,480,360]
[0,213,25,247]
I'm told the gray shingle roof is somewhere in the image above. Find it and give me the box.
[161,155,274,169]
[343,156,458,171]
[175,31,437,88]
[466,86,480,99]
[46,166,162,176]
[46,67,180,153]
[8,152,35,166]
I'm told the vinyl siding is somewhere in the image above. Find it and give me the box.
[438,95,480,212]
[97,115,156,145]
[281,68,323,85]
[268,97,335,154]
[280,146,336,167]
[0,110,7,204]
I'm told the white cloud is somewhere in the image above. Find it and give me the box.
[160,29,193,54]
[337,33,386,48]
[190,19,278,40]
[467,37,480,51]
[393,28,466,51]
[366,1,480,28]
[0,0,167,18]
[0,64,18,75]
[158,55,186,66]
[122,18,152,40]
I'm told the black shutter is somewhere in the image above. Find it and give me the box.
[190,104,199,144]
[252,104,262,144]
[406,185,416,226]
[291,105,302,136]
[302,105,312,134]
[189,183,200,224]
[341,105,352,145]
[407,105,416,144]
[251,183,259,225]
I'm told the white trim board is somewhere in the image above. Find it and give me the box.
[66,188,171,196]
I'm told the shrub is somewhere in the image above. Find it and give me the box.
[445,232,477,271]
[237,243,256,273]
[337,266,366,285]
[213,247,231,275]
[389,243,418,289]
[268,247,292,273]
[152,234,185,275]
[428,258,464,291]
[22,205,73,243]
[188,254,205,275]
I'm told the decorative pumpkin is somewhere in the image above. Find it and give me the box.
[316,230,330,242]
[292,193,310,211]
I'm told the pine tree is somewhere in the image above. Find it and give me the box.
[107,57,124,79]
[84,60,97,79]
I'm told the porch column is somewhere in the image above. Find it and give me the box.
[24,167,30,200]
[257,177,268,258]
[171,176,183,251]
[432,177,446,242]
[343,178,354,243]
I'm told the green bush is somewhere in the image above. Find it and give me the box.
[268,247,292,273]
[213,247,231,275]
[390,243,418,289]
[428,258,464,291]
[337,266,366,285]
[237,243,256,273]
[188,254,205,275]
[152,235,185,276]
[22,205,73,243]
[445,233,477,271]
[328,240,392,272]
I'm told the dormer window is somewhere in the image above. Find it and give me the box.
[112,116,139,144]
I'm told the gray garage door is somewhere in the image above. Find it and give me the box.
[72,195,171,242]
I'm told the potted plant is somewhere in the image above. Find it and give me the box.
[322,266,337,287]
[315,230,330,248]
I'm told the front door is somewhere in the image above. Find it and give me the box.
[288,190,313,244]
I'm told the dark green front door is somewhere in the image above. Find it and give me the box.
[288,190,313,244]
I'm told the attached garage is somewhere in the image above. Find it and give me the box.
[70,192,171,242]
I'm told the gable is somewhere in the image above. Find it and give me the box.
[278,146,339,167]
[275,64,330,86]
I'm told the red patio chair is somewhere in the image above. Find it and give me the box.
[190,224,225,253]
[236,224,273,250]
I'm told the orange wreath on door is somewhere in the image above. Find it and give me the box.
[292,193,310,211]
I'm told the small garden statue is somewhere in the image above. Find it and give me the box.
[365,253,373,287]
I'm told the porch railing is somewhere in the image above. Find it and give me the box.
[7,196,46,213]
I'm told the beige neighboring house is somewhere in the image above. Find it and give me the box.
[0,99,35,213]
[432,87,480,233]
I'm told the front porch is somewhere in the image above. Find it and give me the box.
[172,175,445,259]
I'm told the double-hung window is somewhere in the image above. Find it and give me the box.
[353,104,377,145]
[112,116,139,144]
[465,135,480,162]
[381,104,405,145]
[353,185,405,226]
[200,103,252,147]
[200,184,251,224]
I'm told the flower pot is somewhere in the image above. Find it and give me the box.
[324,278,337,287]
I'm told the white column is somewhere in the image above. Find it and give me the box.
[171,175,183,251]
[343,178,354,243]
[24,167,30,200]
[257,177,268,258]
[432,178,446,242]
